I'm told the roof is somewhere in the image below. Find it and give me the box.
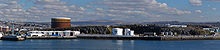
[52,17,71,19]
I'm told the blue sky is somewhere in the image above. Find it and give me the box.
[155,0,220,22]
[1,0,220,22]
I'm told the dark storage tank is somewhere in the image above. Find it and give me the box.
[51,17,71,28]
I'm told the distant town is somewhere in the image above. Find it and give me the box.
[1,17,220,40]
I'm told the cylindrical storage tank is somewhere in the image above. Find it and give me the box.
[51,17,71,28]
[112,28,123,35]
[130,31,134,36]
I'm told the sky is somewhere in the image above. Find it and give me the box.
[0,0,220,22]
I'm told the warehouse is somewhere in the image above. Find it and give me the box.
[27,31,80,37]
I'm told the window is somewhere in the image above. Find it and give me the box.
[52,32,54,35]
[56,32,58,35]
[70,32,74,36]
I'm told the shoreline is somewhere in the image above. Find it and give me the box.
[76,35,220,40]
[2,35,220,41]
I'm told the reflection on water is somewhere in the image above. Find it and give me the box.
[0,39,220,50]
[72,39,79,42]
[130,40,134,45]
[116,40,123,45]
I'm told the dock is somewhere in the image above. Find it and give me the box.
[2,35,220,40]
[76,35,220,40]
[0,36,77,41]
[25,36,77,39]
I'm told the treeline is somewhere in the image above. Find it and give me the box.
[40,26,111,34]
[40,24,212,35]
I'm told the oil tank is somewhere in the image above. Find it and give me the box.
[51,17,71,28]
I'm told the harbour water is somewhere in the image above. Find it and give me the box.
[0,39,220,50]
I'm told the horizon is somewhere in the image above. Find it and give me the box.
[13,20,220,23]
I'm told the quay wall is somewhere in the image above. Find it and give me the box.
[77,35,220,40]
[5,35,220,40]
[77,36,161,40]
[161,36,220,40]
[25,36,77,39]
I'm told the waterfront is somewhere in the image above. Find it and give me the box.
[0,39,220,50]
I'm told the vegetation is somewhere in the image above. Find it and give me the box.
[41,24,212,35]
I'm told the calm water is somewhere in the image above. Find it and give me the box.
[0,39,220,50]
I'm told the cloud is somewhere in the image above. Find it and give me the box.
[212,8,217,10]
[0,0,32,21]
[200,16,204,17]
[195,10,202,13]
[206,0,220,1]
[34,0,66,5]
[189,0,202,6]
[93,0,191,15]
[0,0,193,22]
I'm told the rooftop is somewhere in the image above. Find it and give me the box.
[52,17,71,19]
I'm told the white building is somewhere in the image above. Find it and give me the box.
[124,29,135,36]
[124,29,131,35]
[112,28,135,36]
[0,32,3,38]
[130,31,135,36]
[112,28,123,35]
[27,31,80,37]
[28,33,45,37]
[166,24,187,27]
[169,25,187,27]
[203,28,217,32]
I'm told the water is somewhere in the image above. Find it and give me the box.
[0,39,220,50]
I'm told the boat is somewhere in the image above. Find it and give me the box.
[0,22,25,41]
[1,36,25,41]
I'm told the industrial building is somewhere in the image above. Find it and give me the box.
[0,26,10,32]
[112,28,123,35]
[27,31,80,37]
[51,17,71,28]
[165,24,187,28]
[112,28,135,36]
[203,28,219,32]
[124,29,134,36]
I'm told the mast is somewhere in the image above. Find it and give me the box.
[12,21,14,36]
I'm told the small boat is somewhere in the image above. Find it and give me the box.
[1,36,25,41]
[1,23,25,41]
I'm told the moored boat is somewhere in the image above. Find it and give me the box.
[1,36,25,41]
